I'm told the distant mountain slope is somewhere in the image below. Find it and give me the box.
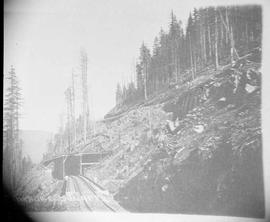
[19,130,53,163]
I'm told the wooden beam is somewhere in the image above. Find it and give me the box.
[80,154,82,175]
[63,155,68,179]
[62,156,65,179]
[81,162,99,165]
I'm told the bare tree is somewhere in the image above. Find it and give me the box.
[215,8,219,69]
[80,49,90,144]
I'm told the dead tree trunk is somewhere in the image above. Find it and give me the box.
[71,71,77,150]
[189,32,195,80]
[215,10,219,70]
[80,50,90,144]
[218,7,239,65]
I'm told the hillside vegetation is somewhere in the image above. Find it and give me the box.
[85,48,264,217]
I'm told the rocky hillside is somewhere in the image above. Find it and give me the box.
[85,48,264,218]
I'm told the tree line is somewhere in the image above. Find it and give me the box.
[3,66,32,192]
[115,6,262,105]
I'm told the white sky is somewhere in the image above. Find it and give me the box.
[4,0,194,134]
[4,0,262,133]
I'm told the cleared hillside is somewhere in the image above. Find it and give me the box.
[84,49,264,217]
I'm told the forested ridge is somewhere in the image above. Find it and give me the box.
[114,6,261,107]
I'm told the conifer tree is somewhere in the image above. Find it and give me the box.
[114,6,262,105]
[139,43,151,100]
[3,66,23,191]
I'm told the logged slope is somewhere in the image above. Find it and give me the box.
[86,50,264,217]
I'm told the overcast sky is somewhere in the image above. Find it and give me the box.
[4,0,261,134]
[4,0,192,133]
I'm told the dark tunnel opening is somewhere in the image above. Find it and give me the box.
[64,155,80,176]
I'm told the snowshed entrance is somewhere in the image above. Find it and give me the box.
[42,152,111,180]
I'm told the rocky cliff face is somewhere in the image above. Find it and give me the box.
[85,50,264,217]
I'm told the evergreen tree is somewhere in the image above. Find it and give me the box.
[168,11,182,82]
[139,43,151,100]
[114,6,262,105]
[136,63,144,97]
[116,83,123,105]
[3,66,23,191]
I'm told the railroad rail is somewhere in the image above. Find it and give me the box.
[65,175,126,212]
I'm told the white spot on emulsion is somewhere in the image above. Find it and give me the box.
[162,184,169,192]
[245,84,257,93]
[218,97,226,101]
[193,125,204,133]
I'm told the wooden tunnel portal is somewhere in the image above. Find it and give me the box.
[42,152,111,180]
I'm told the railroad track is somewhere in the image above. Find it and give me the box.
[66,175,126,212]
